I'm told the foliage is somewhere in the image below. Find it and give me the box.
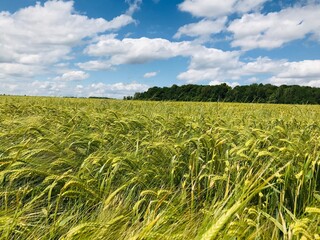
[0,96,319,239]
[129,83,320,104]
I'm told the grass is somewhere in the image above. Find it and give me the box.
[0,96,319,239]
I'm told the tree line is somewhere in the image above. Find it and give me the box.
[125,83,320,104]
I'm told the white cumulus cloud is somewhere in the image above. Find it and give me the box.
[228,5,320,50]
[125,0,143,15]
[0,1,134,80]
[79,33,320,87]
[0,79,149,98]
[143,72,158,78]
[174,17,227,40]
[83,36,190,64]
[88,82,149,98]
[0,63,44,79]
[54,71,89,81]
[268,60,320,86]
[178,0,268,18]
[80,35,243,84]
[81,35,239,70]
[77,61,114,71]
[178,0,235,18]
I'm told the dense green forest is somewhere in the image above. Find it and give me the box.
[127,83,320,104]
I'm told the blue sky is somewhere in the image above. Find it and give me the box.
[1,0,320,98]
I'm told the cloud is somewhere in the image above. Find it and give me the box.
[105,14,136,30]
[88,82,149,98]
[178,54,320,87]
[0,79,149,98]
[306,80,320,87]
[80,33,320,87]
[0,1,134,80]
[176,0,320,50]
[0,63,44,79]
[177,69,220,83]
[277,60,320,79]
[235,0,269,13]
[83,36,194,65]
[143,71,158,78]
[54,71,89,81]
[80,35,241,83]
[31,81,67,95]
[188,48,241,70]
[174,17,227,40]
[233,57,320,83]
[178,0,235,18]
[77,61,113,71]
[125,0,143,15]
[176,46,242,83]
[228,5,320,50]
[269,76,320,87]
[232,58,320,87]
[239,57,286,75]
[81,35,239,68]
[178,0,268,18]
[268,60,320,86]
[0,83,18,92]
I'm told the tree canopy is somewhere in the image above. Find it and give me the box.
[126,83,320,104]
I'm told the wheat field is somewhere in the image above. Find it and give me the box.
[0,96,319,239]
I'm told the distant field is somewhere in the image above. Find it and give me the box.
[0,96,319,239]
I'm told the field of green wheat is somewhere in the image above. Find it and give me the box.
[0,96,319,239]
